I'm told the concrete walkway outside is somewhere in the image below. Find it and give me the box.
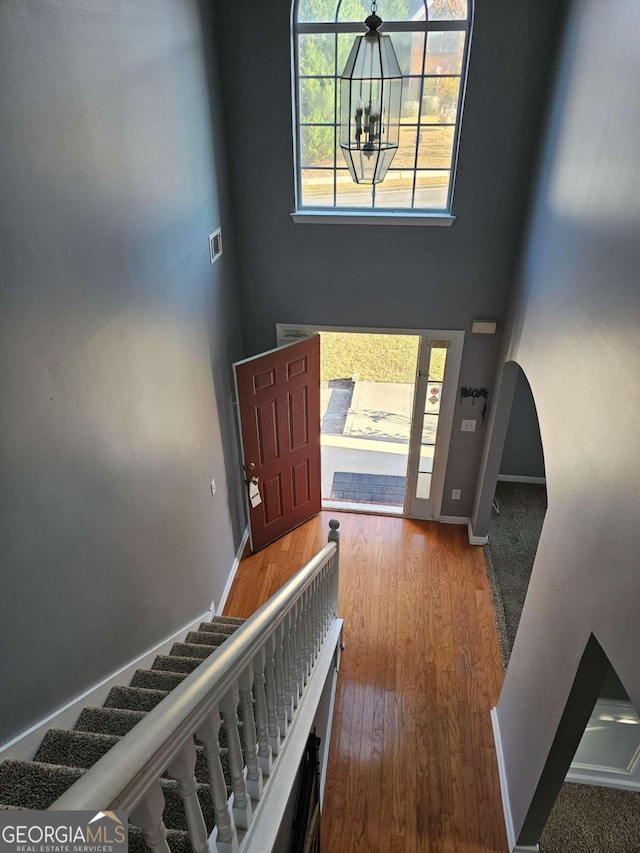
[321,380,418,508]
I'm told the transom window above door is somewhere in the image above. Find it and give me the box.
[292,0,473,222]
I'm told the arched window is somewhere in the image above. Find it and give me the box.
[292,0,473,219]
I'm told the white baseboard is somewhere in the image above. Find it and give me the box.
[216,525,250,615]
[497,474,546,485]
[438,515,469,525]
[468,519,488,546]
[491,708,539,852]
[0,607,214,763]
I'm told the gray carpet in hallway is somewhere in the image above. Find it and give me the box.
[484,481,640,853]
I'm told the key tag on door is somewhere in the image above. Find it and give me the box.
[249,478,262,508]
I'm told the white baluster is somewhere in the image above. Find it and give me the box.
[301,592,311,685]
[221,685,253,830]
[313,577,322,656]
[321,568,330,638]
[196,711,239,853]
[166,739,209,853]
[273,624,288,737]
[252,648,273,776]
[282,613,295,722]
[239,666,263,799]
[130,781,172,853]
[289,604,300,710]
[264,635,281,755]
[297,595,306,692]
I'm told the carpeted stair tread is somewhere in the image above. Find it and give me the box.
[198,621,240,636]
[34,729,119,769]
[104,685,169,712]
[211,616,244,626]
[152,655,205,675]
[185,630,231,647]
[170,641,217,660]
[0,760,83,809]
[74,706,146,737]
[130,669,187,691]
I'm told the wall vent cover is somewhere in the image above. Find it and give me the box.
[209,228,223,264]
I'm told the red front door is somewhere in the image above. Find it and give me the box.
[233,335,322,551]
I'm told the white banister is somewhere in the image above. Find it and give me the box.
[238,668,263,800]
[129,782,171,853]
[166,739,209,853]
[252,648,273,778]
[48,521,341,853]
[197,713,238,853]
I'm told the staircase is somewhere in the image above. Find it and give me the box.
[0,617,244,852]
[0,521,343,853]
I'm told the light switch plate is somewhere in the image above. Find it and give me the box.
[451,489,461,500]
[210,478,216,496]
[461,419,476,432]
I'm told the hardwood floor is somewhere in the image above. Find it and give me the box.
[223,511,508,853]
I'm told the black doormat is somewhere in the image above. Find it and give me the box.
[330,472,405,505]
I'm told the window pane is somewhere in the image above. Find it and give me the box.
[422,76,460,124]
[389,32,425,76]
[425,31,466,75]
[394,125,418,168]
[417,126,454,169]
[300,78,336,124]
[400,77,423,123]
[335,169,374,207]
[301,169,335,206]
[414,171,450,208]
[337,0,416,23]
[300,125,335,167]
[297,0,336,23]
[428,0,468,21]
[416,472,431,500]
[429,347,447,382]
[299,33,336,76]
[374,173,414,208]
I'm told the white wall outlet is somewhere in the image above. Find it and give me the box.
[451,489,461,500]
[209,228,223,264]
[461,419,476,432]
[210,478,216,496]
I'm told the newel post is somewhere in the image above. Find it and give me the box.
[328,519,340,617]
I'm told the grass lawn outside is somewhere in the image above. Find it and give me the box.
[319,332,446,384]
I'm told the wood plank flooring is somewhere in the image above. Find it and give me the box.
[223,512,508,852]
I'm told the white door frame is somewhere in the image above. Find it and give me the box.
[276,324,465,521]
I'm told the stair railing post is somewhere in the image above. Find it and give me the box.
[264,635,281,755]
[239,665,264,800]
[252,648,273,776]
[196,710,239,853]
[282,612,295,722]
[294,600,305,700]
[165,738,209,853]
[302,588,312,683]
[274,622,288,737]
[129,780,172,853]
[288,601,301,710]
[220,684,253,830]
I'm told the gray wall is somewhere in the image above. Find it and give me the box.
[499,370,545,479]
[486,0,640,841]
[0,0,245,745]
[213,0,565,518]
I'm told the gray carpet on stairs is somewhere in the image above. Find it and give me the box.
[485,483,640,853]
[0,616,244,851]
